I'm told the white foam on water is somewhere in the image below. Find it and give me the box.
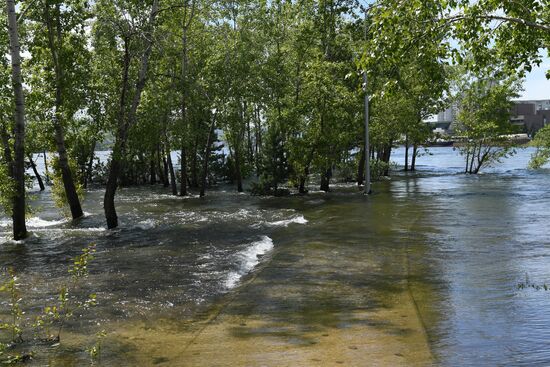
[135,219,156,230]
[266,215,308,227]
[225,236,274,289]
[27,217,67,228]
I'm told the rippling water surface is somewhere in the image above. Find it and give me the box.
[0,147,549,366]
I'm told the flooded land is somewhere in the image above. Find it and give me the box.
[1,147,550,366]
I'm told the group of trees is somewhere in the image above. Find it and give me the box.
[1,0,549,239]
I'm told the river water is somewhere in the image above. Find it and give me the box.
[0,147,549,366]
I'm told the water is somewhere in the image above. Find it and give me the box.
[0,147,550,366]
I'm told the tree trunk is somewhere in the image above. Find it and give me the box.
[234,145,243,192]
[411,144,418,171]
[200,114,216,197]
[161,146,169,187]
[45,3,83,220]
[149,152,156,184]
[320,167,331,192]
[191,136,198,187]
[103,0,159,229]
[84,140,95,188]
[404,135,409,171]
[357,148,365,186]
[179,147,188,196]
[157,145,165,185]
[28,155,45,191]
[298,165,309,194]
[6,0,28,240]
[43,150,50,183]
[468,144,476,174]
[166,149,178,195]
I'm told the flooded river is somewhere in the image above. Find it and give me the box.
[1,147,550,366]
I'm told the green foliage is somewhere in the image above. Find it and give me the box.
[0,165,15,217]
[0,269,24,344]
[87,329,107,364]
[453,67,522,173]
[529,125,550,169]
[0,245,98,364]
[50,156,84,215]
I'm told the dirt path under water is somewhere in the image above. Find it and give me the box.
[111,235,434,367]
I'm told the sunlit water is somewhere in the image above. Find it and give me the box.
[0,147,549,366]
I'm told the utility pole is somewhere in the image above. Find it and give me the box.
[363,11,371,195]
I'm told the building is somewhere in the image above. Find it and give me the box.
[436,99,550,137]
[510,99,550,137]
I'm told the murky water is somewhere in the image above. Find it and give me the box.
[1,147,549,366]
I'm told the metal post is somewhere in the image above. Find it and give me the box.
[363,10,371,195]
[363,71,371,195]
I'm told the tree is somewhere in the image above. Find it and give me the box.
[96,0,160,229]
[4,0,28,240]
[529,125,550,169]
[454,70,522,174]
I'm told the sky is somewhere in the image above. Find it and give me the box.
[520,56,550,100]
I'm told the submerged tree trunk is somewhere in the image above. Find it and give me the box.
[43,150,50,182]
[156,145,165,186]
[166,147,178,195]
[298,165,310,194]
[6,0,28,240]
[28,155,45,191]
[104,0,159,229]
[84,141,96,189]
[411,144,418,171]
[45,3,83,220]
[191,137,198,187]
[149,152,156,184]
[234,145,243,192]
[404,135,409,171]
[357,148,365,187]
[320,167,331,192]
[200,114,217,197]
[161,146,169,187]
[179,147,188,196]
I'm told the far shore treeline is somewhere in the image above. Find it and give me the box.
[1,0,550,240]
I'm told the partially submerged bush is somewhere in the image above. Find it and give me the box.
[0,244,98,363]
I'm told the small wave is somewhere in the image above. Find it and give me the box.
[134,219,156,230]
[266,215,308,227]
[27,217,67,228]
[225,236,274,289]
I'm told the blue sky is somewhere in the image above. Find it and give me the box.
[520,56,550,100]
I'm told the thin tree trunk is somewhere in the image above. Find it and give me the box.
[320,167,331,192]
[161,146,169,187]
[157,144,165,185]
[45,3,83,219]
[43,150,50,182]
[469,144,476,174]
[191,136,198,187]
[234,145,243,192]
[357,148,365,186]
[28,154,45,191]
[6,0,27,240]
[84,140,95,188]
[298,165,309,194]
[149,151,156,184]
[179,147,188,196]
[166,146,178,195]
[103,0,159,229]
[200,113,217,197]
[404,135,409,171]
[411,144,418,171]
